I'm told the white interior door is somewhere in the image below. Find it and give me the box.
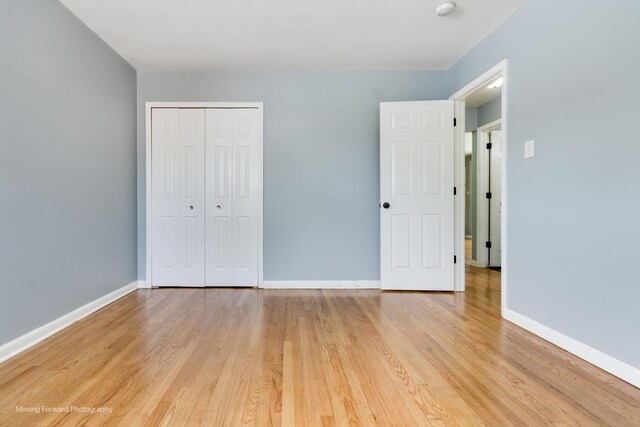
[489,130,502,267]
[206,109,262,286]
[380,101,455,290]
[151,108,206,286]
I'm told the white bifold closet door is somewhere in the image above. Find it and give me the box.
[206,109,262,287]
[151,109,206,287]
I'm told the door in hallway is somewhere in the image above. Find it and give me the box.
[489,129,502,267]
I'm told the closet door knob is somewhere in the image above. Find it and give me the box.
[382,202,390,209]
[216,205,221,209]
[189,205,194,210]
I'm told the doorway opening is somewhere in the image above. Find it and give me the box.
[451,60,507,315]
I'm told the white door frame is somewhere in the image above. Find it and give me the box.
[143,102,264,289]
[450,60,508,316]
[476,119,502,268]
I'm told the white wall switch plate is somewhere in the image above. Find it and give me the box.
[524,140,535,158]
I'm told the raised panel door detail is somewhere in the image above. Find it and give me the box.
[235,146,249,199]
[215,119,228,137]
[215,217,229,269]
[391,142,412,196]
[216,147,228,199]
[391,112,411,131]
[238,118,250,137]
[422,141,442,196]
[163,119,175,136]
[183,216,197,269]
[162,147,175,199]
[161,216,175,268]
[234,216,250,270]
[183,119,196,137]
[422,112,443,130]
[422,215,442,269]
[391,215,411,269]
[183,146,197,200]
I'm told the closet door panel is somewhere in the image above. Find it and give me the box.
[178,109,206,285]
[152,109,180,285]
[206,109,234,285]
[231,109,261,286]
[152,108,205,286]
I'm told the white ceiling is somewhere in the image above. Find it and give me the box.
[465,83,502,108]
[59,0,528,71]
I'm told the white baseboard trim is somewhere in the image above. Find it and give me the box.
[0,281,138,365]
[137,280,150,289]
[470,260,478,267]
[503,307,640,389]
[262,280,380,289]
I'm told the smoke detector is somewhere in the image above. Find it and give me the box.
[436,2,456,17]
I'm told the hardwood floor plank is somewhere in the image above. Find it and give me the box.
[282,341,295,426]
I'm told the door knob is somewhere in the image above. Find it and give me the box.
[382,202,390,209]
[189,205,194,210]
[216,205,221,209]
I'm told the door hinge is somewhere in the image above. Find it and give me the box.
[486,241,492,249]
[454,186,457,195]
[486,192,492,199]
[487,142,492,149]
[453,118,457,127]
[454,255,457,264]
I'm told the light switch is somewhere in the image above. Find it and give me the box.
[524,140,535,158]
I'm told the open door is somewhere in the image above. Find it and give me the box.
[489,130,502,267]
[380,101,455,291]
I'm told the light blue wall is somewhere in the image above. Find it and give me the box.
[0,0,137,345]
[137,71,448,280]
[449,0,640,368]
[465,107,478,132]
[477,96,501,128]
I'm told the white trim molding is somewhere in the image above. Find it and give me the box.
[0,281,138,365]
[262,280,380,289]
[504,308,640,389]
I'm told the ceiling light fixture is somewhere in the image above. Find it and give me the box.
[487,77,503,89]
[436,2,456,17]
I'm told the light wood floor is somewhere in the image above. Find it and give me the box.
[1,270,639,425]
